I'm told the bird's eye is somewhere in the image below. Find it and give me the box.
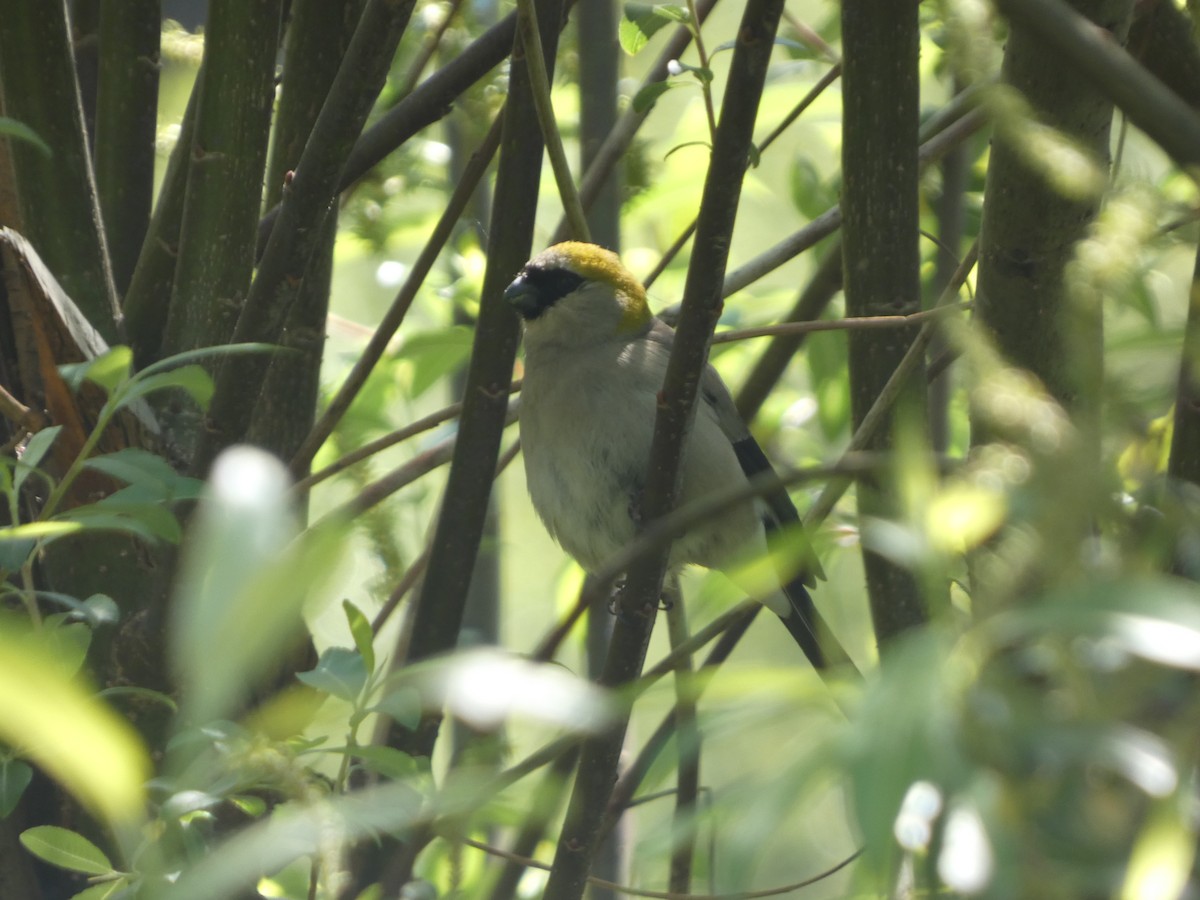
[505,266,587,319]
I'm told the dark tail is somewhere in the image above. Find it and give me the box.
[778,576,825,669]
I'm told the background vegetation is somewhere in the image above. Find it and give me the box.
[1,0,1200,897]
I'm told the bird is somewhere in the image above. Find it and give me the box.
[504,241,825,668]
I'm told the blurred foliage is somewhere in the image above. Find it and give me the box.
[0,0,1199,898]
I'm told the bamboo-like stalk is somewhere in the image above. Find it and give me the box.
[0,0,119,342]
[994,0,1200,168]
[192,0,418,475]
[95,0,160,296]
[123,66,201,366]
[160,0,283,358]
[841,0,927,645]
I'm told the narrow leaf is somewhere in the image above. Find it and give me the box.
[119,364,213,411]
[16,426,63,494]
[20,826,113,875]
[343,600,375,675]
[0,758,33,817]
[0,116,52,157]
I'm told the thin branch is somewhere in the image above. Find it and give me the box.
[369,439,521,634]
[642,60,843,289]
[666,592,700,895]
[288,114,504,477]
[256,9,523,255]
[517,0,590,242]
[711,302,971,344]
[461,835,863,899]
[994,0,1200,169]
[550,0,722,246]
[805,242,979,529]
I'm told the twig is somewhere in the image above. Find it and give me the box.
[460,834,863,898]
[516,0,589,242]
[711,302,971,344]
[550,0,722,246]
[289,115,504,477]
[805,241,979,529]
[994,0,1200,170]
[642,61,842,289]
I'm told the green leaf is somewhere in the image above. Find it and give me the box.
[119,364,213,412]
[54,498,181,543]
[171,447,345,724]
[0,633,148,825]
[230,794,267,817]
[59,347,132,396]
[84,448,204,502]
[16,426,62,494]
[0,116,52,157]
[97,685,177,712]
[20,826,114,876]
[0,758,32,817]
[670,59,713,84]
[632,80,674,115]
[619,2,689,54]
[0,521,82,541]
[395,327,473,399]
[343,600,375,675]
[297,647,368,703]
[69,881,130,900]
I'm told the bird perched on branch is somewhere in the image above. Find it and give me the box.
[504,242,824,668]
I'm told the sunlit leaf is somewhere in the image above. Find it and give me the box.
[419,649,615,732]
[1123,796,1195,900]
[937,802,994,894]
[0,521,81,541]
[119,364,213,411]
[172,447,344,724]
[69,881,129,900]
[344,600,375,675]
[926,483,1006,554]
[55,498,181,543]
[20,825,113,875]
[59,346,132,396]
[986,577,1200,672]
[619,3,688,55]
